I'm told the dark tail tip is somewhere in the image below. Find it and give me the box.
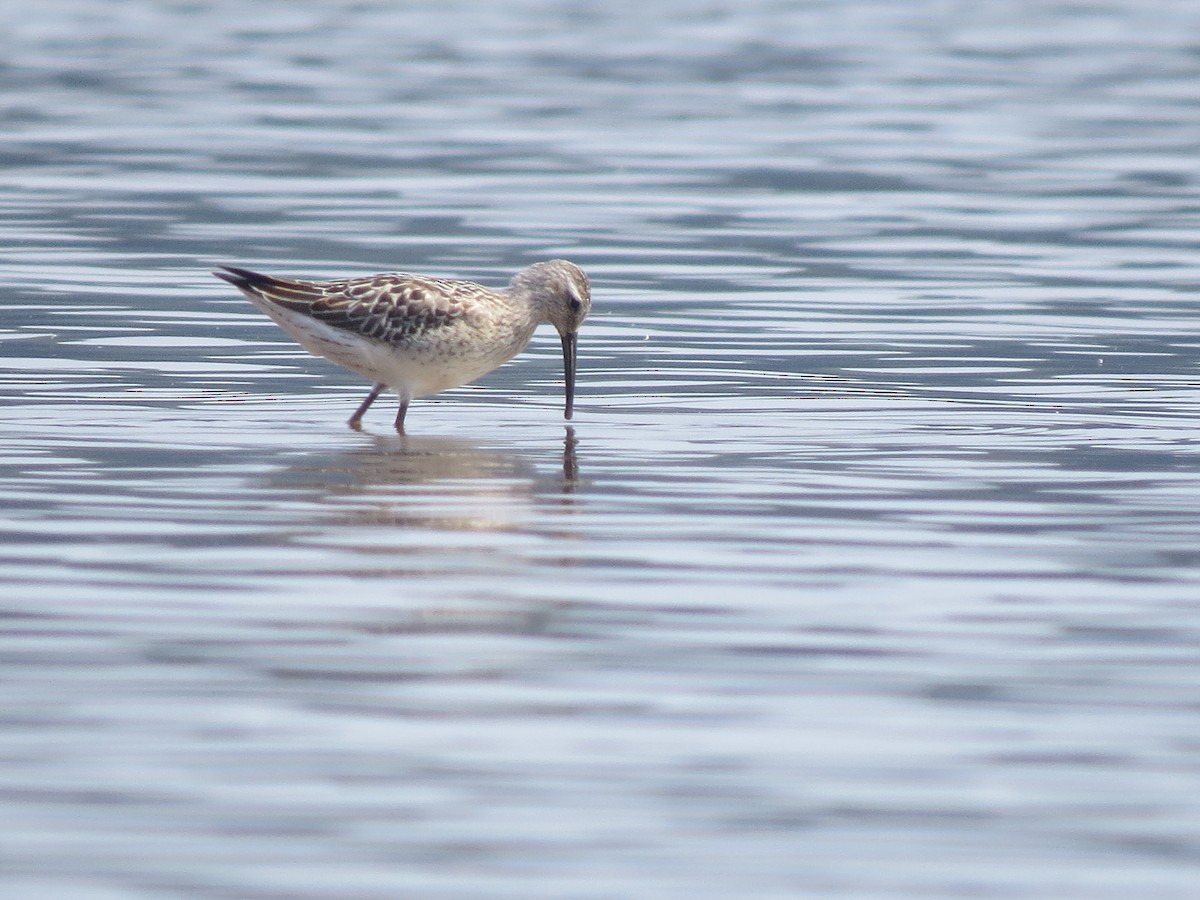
[213,265,271,291]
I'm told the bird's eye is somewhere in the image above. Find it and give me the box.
[569,297,582,312]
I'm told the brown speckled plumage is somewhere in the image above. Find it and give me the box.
[214,260,591,433]
[235,272,472,343]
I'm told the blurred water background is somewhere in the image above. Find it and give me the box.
[3,1,1200,897]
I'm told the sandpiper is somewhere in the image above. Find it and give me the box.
[214,260,591,433]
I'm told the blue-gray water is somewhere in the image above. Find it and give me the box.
[4,1,1200,897]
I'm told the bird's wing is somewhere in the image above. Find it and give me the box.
[215,266,470,343]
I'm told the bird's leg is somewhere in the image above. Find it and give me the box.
[394,398,410,435]
[348,383,385,430]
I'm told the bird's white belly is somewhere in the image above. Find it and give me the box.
[258,302,526,400]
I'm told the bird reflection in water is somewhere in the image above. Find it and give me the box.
[260,427,583,638]
[562,425,579,489]
[270,426,581,534]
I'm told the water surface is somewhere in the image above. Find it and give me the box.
[4,1,1200,897]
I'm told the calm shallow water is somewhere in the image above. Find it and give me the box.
[4,1,1200,897]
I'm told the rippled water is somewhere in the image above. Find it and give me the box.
[4,1,1200,897]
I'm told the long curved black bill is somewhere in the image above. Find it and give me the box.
[560,331,577,420]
